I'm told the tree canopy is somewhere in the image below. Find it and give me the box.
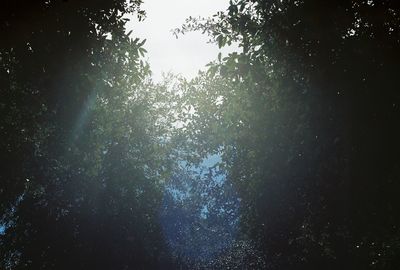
[1,0,400,269]
[176,0,400,268]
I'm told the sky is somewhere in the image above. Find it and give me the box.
[126,0,237,81]
[125,3,240,257]
[126,5,241,259]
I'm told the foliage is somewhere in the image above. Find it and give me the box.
[177,0,400,268]
[0,1,176,269]
[1,0,400,269]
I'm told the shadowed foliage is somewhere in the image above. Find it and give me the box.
[178,0,400,268]
[1,0,400,269]
[0,1,177,269]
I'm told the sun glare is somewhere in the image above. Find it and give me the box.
[126,0,237,81]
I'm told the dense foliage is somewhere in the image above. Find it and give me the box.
[178,0,400,269]
[1,0,400,269]
[0,1,177,269]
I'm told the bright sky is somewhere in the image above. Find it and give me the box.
[126,0,237,81]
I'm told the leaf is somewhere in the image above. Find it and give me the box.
[217,35,225,48]
[139,39,147,46]
[139,47,147,57]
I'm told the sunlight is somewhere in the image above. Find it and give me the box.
[160,154,240,262]
[126,0,237,81]
[3,1,397,268]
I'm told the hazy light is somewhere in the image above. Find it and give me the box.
[126,0,237,81]
[160,154,240,262]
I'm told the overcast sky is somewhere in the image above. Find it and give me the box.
[126,0,237,81]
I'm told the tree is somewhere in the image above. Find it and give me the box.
[0,1,177,269]
[177,0,400,268]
